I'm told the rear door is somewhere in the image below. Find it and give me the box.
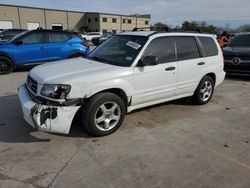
[175,36,206,95]
[13,31,48,64]
[132,37,177,106]
[45,31,72,61]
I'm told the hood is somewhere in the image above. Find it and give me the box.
[223,46,250,56]
[29,57,128,84]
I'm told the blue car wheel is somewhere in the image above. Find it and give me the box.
[0,56,13,75]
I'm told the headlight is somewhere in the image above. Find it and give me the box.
[41,84,71,99]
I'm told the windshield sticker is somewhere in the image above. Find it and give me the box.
[126,56,133,61]
[126,41,141,50]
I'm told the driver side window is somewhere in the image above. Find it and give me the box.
[143,37,175,64]
[21,32,45,44]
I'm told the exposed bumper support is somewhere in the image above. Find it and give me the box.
[18,85,81,134]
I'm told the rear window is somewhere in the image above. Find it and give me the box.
[228,35,250,47]
[49,32,70,42]
[175,37,200,61]
[199,37,218,57]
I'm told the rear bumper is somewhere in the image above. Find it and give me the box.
[215,71,226,87]
[18,84,80,134]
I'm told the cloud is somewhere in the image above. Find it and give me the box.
[0,0,249,27]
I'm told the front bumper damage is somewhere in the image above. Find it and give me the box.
[18,85,81,134]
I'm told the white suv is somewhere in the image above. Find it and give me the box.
[18,31,225,136]
[81,32,102,41]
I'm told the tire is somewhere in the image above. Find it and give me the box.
[0,56,13,75]
[81,92,126,137]
[192,75,215,105]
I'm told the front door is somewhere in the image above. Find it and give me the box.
[132,37,177,106]
[14,31,47,64]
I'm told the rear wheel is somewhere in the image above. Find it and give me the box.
[81,92,126,137]
[192,75,215,105]
[0,56,13,75]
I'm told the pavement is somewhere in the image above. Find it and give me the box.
[0,71,250,188]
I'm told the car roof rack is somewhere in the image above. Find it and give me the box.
[132,27,203,33]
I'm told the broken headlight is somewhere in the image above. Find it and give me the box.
[41,84,71,99]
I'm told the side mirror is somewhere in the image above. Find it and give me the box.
[138,56,158,67]
[14,40,23,45]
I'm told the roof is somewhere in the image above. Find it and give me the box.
[119,31,156,36]
[119,31,216,38]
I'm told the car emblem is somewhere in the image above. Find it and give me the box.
[232,57,241,65]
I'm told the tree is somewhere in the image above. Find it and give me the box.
[153,22,171,31]
[181,21,219,34]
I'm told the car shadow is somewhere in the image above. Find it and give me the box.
[225,74,250,81]
[0,95,50,143]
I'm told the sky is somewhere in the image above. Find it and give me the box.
[0,0,250,28]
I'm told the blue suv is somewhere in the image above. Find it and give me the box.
[0,29,90,74]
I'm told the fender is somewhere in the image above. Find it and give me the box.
[68,78,134,100]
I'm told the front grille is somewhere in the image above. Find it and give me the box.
[27,76,38,94]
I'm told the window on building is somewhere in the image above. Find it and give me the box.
[198,37,218,57]
[103,17,107,22]
[95,17,99,22]
[175,37,200,61]
[88,18,91,23]
[112,18,117,23]
[112,30,116,34]
[143,37,175,64]
[103,29,107,34]
[128,19,132,24]
[95,29,99,32]
[145,21,149,25]
[123,19,126,23]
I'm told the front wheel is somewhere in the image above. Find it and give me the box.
[192,76,215,105]
[0,56,13,75]
[81,92,126,137]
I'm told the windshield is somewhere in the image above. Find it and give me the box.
[9,31,29,43]
[228,35,250,47]
[88,35,148,67]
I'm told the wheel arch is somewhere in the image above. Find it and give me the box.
[84,88,131,107]
[0,52,16,68]
[205,72,216,85]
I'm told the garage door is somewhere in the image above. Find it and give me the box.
[27,22,40,30]
[52,23,63,31]
[0,21,13,29]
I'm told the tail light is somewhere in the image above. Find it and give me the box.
[81,41,89,47]
[222,56,224,70]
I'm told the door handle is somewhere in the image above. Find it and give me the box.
[165,67,176,71]
[197,62,205,65]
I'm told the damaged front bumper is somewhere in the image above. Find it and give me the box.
[18,84,81,134]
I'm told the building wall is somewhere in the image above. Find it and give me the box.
[0,5,151,33]
[85,13,100,32]
[0,5,20,28]
[19,7,46,29]
[45,10,68,30]
[67,12,85,31]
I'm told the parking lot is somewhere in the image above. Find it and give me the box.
[0,71,249,188]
